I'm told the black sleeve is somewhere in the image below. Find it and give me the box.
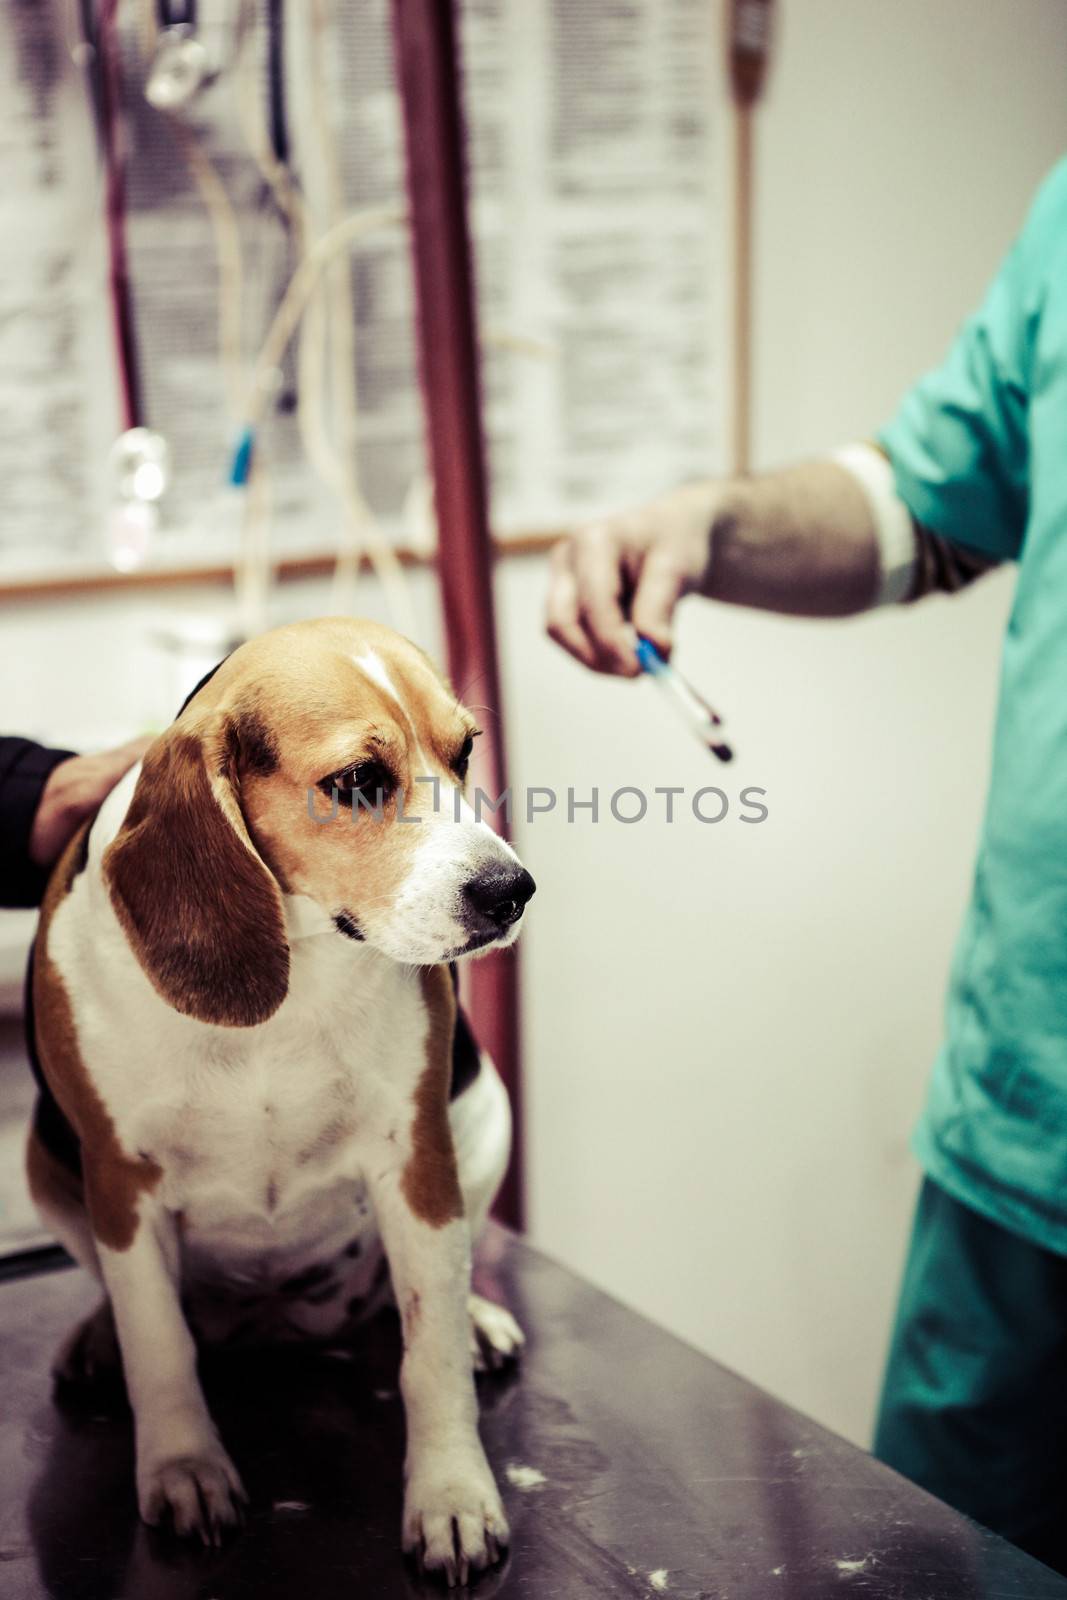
[0,738,76,910]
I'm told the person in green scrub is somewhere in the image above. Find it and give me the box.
[545,156,1067,1574]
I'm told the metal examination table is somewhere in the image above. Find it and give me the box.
[1,1224,1063,1600]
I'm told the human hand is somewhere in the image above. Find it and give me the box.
[29,736,152,868]
[545,482,724,676]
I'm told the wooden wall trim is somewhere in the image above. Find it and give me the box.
[0,531,560,605]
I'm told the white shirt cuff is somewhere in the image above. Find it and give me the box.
[832,443,918,606]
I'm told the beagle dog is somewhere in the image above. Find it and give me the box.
[24,617,536,1584]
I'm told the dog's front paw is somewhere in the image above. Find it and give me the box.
[138,1440,247,1545]
[468,1293,524,1373]
[403,1452,509,1586]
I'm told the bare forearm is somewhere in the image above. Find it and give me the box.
[703,461,880,618]
[546,446,994,677]
[546,462,881,674]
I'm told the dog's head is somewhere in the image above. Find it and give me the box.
[103,618,535,1027]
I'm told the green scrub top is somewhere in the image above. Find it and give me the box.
[879,156,1067,1254]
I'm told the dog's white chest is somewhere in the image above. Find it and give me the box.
[61,923,428,1346]
[146,1049,362,1220]
[140,1044,388,1344]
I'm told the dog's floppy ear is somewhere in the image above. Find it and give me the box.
[103,720,290,1027]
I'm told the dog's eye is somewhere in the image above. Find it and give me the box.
[321,760,394,809]
[452,730,479,781]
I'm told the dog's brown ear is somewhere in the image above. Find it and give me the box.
[103,723,289,1027]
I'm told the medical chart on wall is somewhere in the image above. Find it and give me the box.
[0,0,725,582]
[0,1,120,575]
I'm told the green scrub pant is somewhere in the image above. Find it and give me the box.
[875,1177,1067,1575]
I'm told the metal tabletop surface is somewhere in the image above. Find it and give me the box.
[0,1224,1063,1599]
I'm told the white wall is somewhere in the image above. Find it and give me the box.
[510,0,1067,1445]
[3,0,1066,1449]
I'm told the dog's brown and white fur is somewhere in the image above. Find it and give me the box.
[25,618,535,1583]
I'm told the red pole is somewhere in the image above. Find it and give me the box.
[98,0,142,430]
[391,0,524,1229]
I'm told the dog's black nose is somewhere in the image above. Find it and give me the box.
[463,864,536,928]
